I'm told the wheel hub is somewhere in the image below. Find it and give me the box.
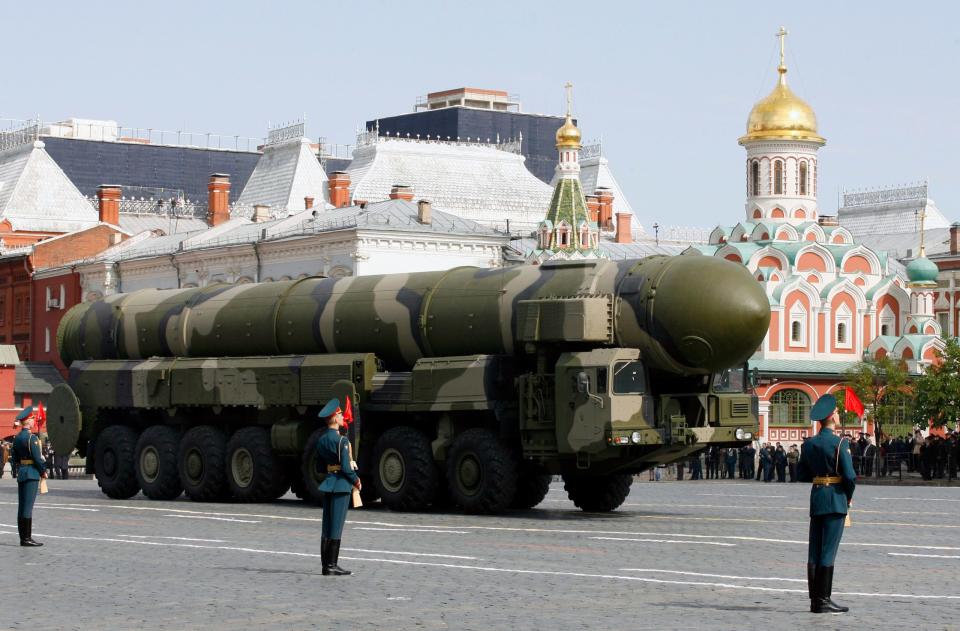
[380,448,405,492]
[457,455,482,494]
[231,448,254,488]
[186,448,204,481]
[140,446,159,483]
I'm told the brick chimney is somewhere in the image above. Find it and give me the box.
[304,196,315,210]
[585,195,600,224]
[596,188,615,230]
[96,185,122,225]
[207,173,231,227]
[329,171,351,208]
[417,200,432,225]
[951,222,960,255]
[615,213,633,244]
[389,184,414,201]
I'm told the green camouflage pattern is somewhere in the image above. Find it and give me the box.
[59,256,769,375]
[51,256,769,498]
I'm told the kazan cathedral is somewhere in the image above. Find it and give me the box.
[692,31,944,443]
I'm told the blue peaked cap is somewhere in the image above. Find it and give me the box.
[810,394,837,422]
[15,406,34,421]
[318,398,341,418]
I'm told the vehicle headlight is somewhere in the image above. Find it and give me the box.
[735,428,745,440]
[631,431,642,444]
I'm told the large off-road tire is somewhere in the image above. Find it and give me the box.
[178,426,228,502]
[373,426,438,512]
[95,425,141,499]
[226,427,288,502]
[297,428,327,505]
[446,428,517,514]
[135,425,183,500]
[510,462,552,510]
[562,472,633,512]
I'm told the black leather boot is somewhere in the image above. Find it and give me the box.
[321,538,330,575]
[326,540,351,576]
[21,518,42,547]
[820,566,848,613]
[807,563,817,612]
[17,517,25,544]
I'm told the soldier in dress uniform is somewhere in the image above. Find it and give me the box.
[316,398,361,576]
[12,407,46,546]
[797,394,856,614]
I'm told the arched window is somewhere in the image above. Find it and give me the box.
[835,304,853,349]
[880,324,890,336]
[751,161,760,196]
[773,160,784,195]
[770,389,812,425]
[799,161,808,196]
[539,226,550,249]
[789,300,807,347]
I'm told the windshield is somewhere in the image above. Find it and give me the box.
[613,361,646,394]
[712,366,747,393]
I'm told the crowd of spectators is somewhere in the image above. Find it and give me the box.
[670,430,960,482]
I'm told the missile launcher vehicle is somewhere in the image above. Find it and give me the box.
[48,254,769,513]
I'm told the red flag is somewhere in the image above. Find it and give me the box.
[845,387,865,419]
[342,395,354,426]
[35,402,47,433]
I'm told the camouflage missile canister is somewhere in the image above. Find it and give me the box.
[59,255,768,374]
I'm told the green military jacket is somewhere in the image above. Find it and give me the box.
[13,428,45,482]
[316,428,359,494]
[797,428,856,516]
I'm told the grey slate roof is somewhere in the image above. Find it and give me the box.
[0,141,99,233]
[118,214,210,236]
[41,136,260,203]
[511,236,681,260]
[236,138,327,214]
[854,228,952,261]
[15,362,65,394]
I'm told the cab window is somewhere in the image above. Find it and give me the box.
[613,361,646,394]
[712,366,747,393]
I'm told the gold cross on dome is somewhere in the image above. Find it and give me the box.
[776,26,789,68]
[564,82,574,116]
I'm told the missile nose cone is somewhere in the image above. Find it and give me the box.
[654,256,770,371]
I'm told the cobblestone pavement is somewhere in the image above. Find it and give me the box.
[1,478,959,630]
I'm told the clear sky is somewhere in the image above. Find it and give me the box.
[4,0,958,231]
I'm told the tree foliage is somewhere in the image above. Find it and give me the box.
[843,356,911,435]
[911,337,960,429]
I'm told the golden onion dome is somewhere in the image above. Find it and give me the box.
[739,53,825,145]
[555,114,582,149]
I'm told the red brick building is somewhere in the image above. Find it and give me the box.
[0,345,20,439]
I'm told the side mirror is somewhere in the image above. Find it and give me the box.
[576,371,590,394]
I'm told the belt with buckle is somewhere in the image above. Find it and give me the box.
[20,459,34,465]
[326,465,342,473]
[813,475,842,486]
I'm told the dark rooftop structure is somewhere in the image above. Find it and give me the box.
[366,88,567,184]
[42,137,261,204]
